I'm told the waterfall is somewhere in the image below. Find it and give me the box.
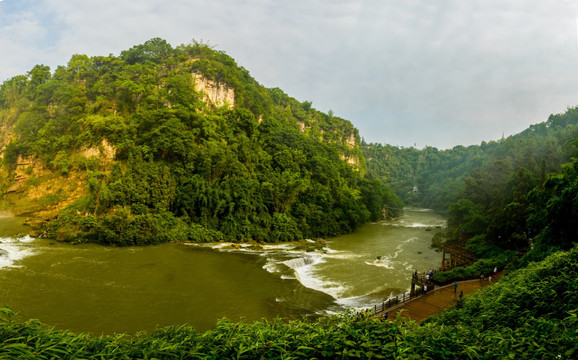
[0,235,36,270]
[282,256,316,270]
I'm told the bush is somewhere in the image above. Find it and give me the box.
[433,250,517,284]
[187,223,226,243]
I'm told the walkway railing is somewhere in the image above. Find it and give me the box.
[373,270,502,317]
[373,270,439,315]
[373,291,412,314]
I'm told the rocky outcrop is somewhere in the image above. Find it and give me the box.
[346,133,356,149]
[2,154,87,219]
[340,132,362,168]
[79,139,115,162]
[341,155,359,166]
[1,142,115,219]
[193,74,235,108]
[5,156,39,194]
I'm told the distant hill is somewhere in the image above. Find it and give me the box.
[0,38,401,245]
[363,106,578,210]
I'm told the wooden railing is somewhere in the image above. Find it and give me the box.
[441,241,476,270]
[373,270,438,315]
[373,291,412,314]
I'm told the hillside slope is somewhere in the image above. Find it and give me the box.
[364,106,578,210]
[0,38,400,245]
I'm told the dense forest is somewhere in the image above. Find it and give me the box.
[363,106,578,281]
[363,108,578,210]
[0,38,401,246]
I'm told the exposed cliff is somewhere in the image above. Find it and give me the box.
[2,139,116,224]
[5,156,85,218]
[193,74,235,108]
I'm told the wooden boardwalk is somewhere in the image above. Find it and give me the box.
[379,273,501,323]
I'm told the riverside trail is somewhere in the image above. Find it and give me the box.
[379,272,503,322]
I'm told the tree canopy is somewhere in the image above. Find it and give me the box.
[0,38,400,245]
[363,106,578,266]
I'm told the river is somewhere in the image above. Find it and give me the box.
[0,209,445,335]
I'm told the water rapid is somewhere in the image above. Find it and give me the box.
[0,209,445,334]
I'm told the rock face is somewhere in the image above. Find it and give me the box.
[346,133,356,149]
[79,139,116,161]
[0,110,17,160]
[341,155,359,166]
[1,139,117,219]
[193,74,235,108]
[342,133,361,167]
[2,155,88,219]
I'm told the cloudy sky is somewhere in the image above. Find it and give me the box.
[1,0,578,149]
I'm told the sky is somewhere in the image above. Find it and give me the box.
[1,0,578,149]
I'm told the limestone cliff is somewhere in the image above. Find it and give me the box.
[193,74,235,108]
[1,140,116,222]
[2,156,84,222]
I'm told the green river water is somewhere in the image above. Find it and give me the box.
[0,209,445,335]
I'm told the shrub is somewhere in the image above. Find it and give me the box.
[433,250,517,284]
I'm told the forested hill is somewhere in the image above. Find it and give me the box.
[363,106,578,210]
[0,38,401,245]
[362,106,577,279]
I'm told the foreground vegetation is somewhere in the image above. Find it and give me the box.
[1,245,576,359]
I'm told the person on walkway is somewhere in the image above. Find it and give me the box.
[494,267,498,275]
[423,284,428,294]
[489,276,492,283]
[453,280,458,293]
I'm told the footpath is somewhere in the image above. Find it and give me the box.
[379,272,502,323]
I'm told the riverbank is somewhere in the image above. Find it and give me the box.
[186,237,329,253]
[0,210,445,335]
[0,247,575,359]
